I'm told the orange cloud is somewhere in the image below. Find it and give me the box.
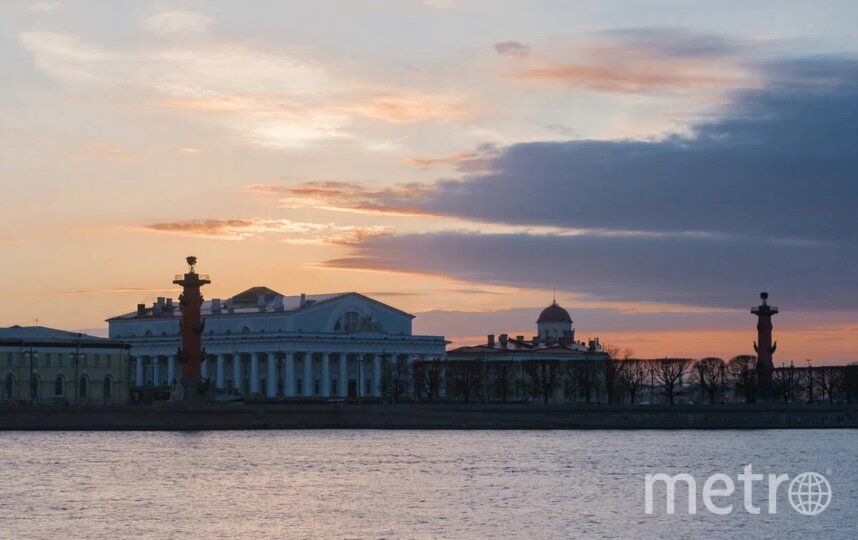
[405,151,478,167]
[140,217,389,244]
[246,181,442,217]
[341,93,471,123]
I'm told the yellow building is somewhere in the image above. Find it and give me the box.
[1,326,131,404]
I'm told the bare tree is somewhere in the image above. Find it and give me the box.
[843,363,858,404]
[772,364,800,403]
[568,361,601,404]
[447,361,483,403]
[620,359,647,404]
[524,359,563,404]
[488,362,517,402]
[602,347,631,404]
[412,357,444,401]
[381,354,412,403]
[815,366,842,404]
[693,357,725,404]
[653,358,692,405]
[727,355,757,404]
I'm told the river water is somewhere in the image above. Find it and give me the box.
[0,430,855,539]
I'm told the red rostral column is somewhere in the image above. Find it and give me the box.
[173,256,211,389]
[752,291,778,400]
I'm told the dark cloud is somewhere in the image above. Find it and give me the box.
[598,28,747,59]
[494,41,531,58]
[327,232,858,310]
[348,57,858,243]
[323,57,858,311]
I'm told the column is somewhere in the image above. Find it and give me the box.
[216,354,225,390]
[339,354,348,397]
[439,354,447,399]
[372,353,381,397]
[250,353,260,395]
[321,353,331,397]
[284,353,295,397]
[135,357,143,387]
[167,355,176,384]
[233,354,242,394]
[266,354,277,398]
[303,353,313,397]
[152,356,161,386]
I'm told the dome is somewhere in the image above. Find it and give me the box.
[537,301,572,324]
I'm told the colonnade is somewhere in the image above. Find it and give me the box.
[131,351,433,399]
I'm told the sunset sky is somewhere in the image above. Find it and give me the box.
[2,1,858,363]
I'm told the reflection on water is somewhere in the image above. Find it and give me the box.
[0,430,855,539]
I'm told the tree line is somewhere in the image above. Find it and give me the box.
[403,355,858,405]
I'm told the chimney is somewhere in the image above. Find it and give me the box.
[226,298,235,313]
[137,303,146,316]
[166,298,173,311]
[487,334,495,347]
[211,298,222,313]
[257,293,266,309]
[273,295,285,311]
[532,336,541,347]
[563,330,573,345]
[499,333,509,348]
[300,293,307,308]
[516,335,524,342]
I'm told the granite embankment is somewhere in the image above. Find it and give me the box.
[1,402,856,430]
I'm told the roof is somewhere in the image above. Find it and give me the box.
[0,326,127,348]
[107,290,415,321]
[537,301,572,324]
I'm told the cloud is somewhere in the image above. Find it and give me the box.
[18,29,473,148]
[146,10,213,35]
[73,140,126,161]
[494,41,531,58]
[141,218,389,244]
[320,57,858,311]
[507,27,755,94]
[326,231,858,310]
[404,151,478,167]
[245,181,441,216]
[27,1,62,12]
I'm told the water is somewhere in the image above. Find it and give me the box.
[0,430,855,539]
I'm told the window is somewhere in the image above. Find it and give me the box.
[5,353,11,367]
[314,379,320,395]
[29,374,39,399]
[340,311,360,332]
[54,375,64,396]
[241,326,251,335]
[103,376,113,400]
[57,353,63,368]
[331,379,338,395]
[365,378,372,396]
[45,353,51,368]
[79,376,89,399]
[93,354,100,368]
[4,374,15,401]
[296,379,303,395]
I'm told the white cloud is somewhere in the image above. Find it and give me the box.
[146,10,213,36]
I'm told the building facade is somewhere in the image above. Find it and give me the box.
[0,326,131,404]
[107,287,447,401]
[445,301,610,403]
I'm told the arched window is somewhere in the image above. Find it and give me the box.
[79,376,89,399]
[241,326,251,335]
[342,311,360,332]
[29,374,40,399]
[103,375,113,400]
[4,374,15,401]
[54,375,64,396]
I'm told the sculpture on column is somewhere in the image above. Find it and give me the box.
[173,256,211,401]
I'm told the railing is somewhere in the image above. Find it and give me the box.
[174,274,210,281]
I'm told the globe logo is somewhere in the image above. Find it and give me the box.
[788,472,832,516]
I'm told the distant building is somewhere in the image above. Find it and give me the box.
[445,301,609,403]
[107,287,447,400]
[0,326,131,404]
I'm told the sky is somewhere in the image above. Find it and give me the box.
[2,0,858,363]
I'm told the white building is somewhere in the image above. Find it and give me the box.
[107,287,446,400]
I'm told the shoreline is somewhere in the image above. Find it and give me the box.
[1,402,856,431]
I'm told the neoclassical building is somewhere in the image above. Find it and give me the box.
[445,301,610,403]
[1,326,131,404]
[107,287,447,400]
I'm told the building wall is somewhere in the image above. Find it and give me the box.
[1,347,130,404]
